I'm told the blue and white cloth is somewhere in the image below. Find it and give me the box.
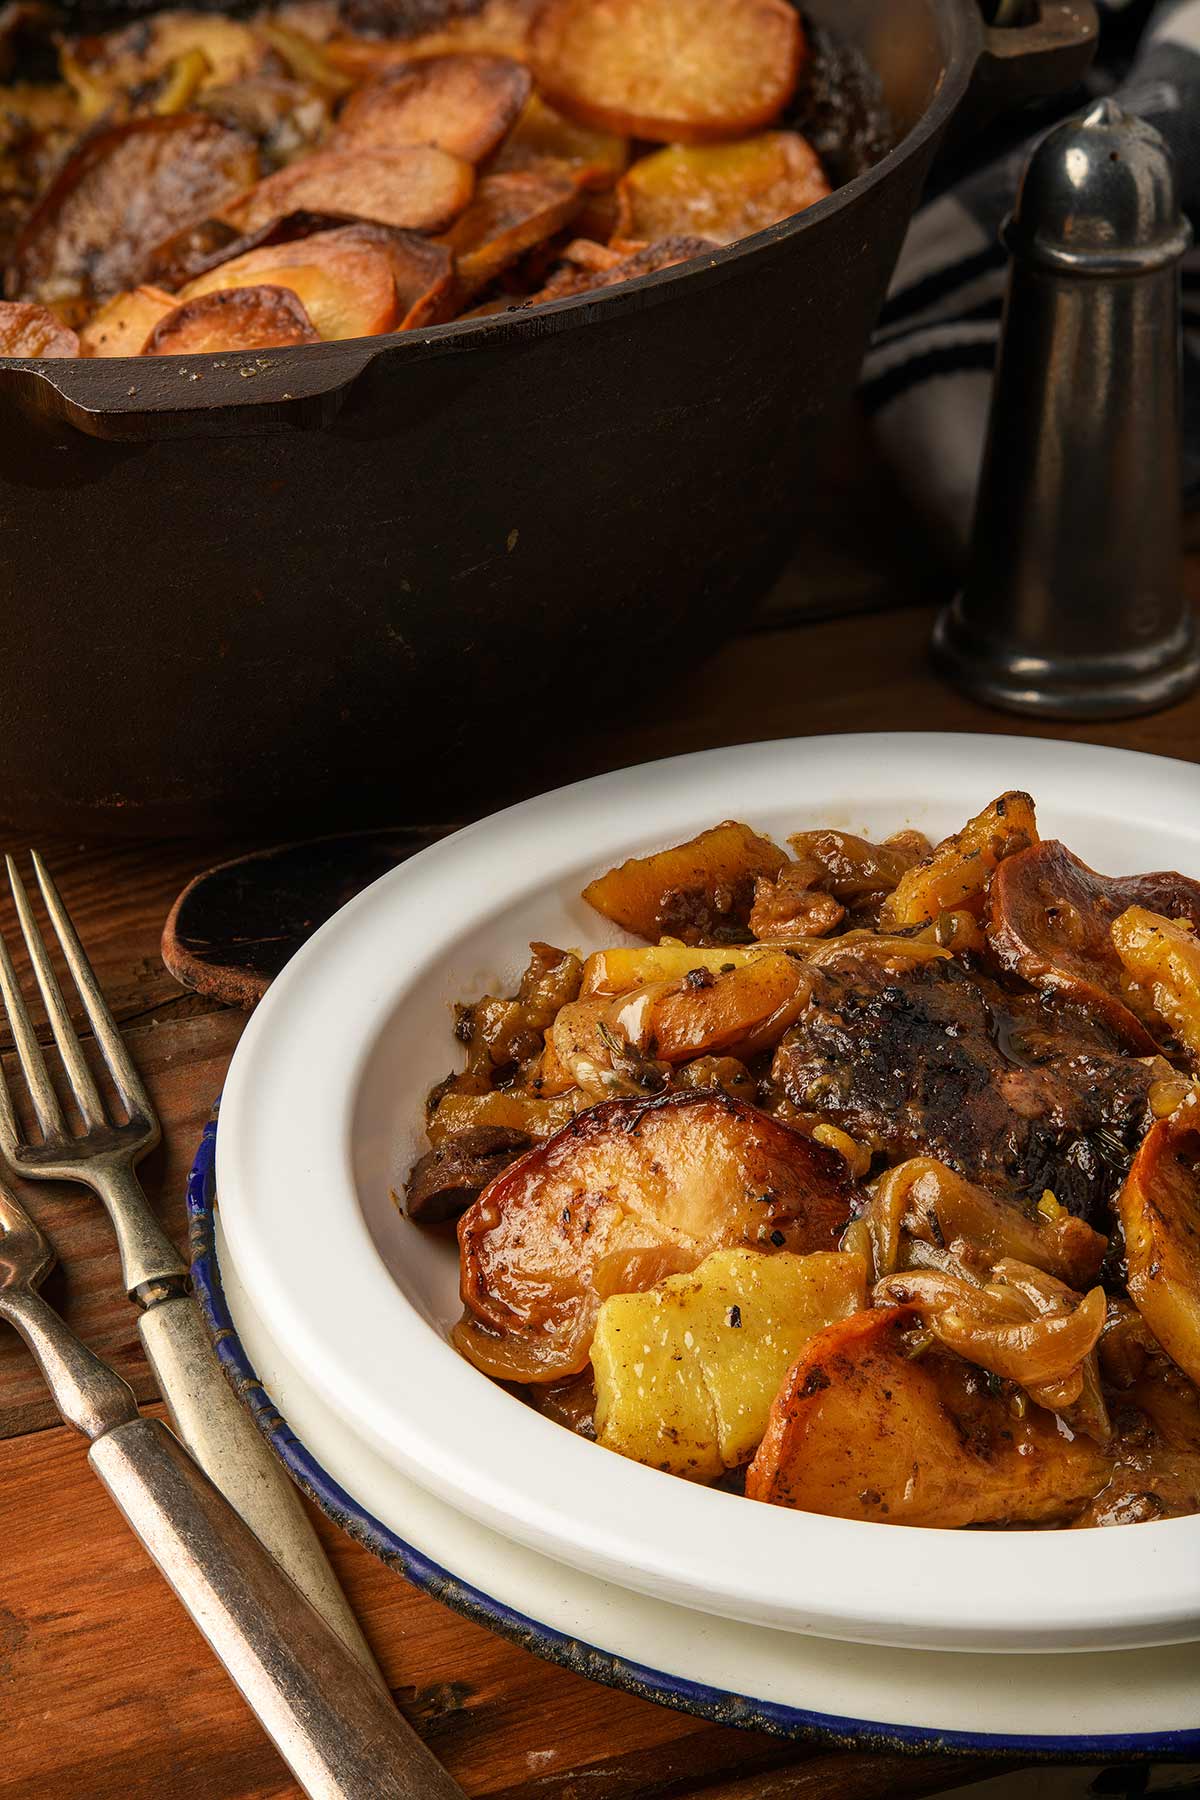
[862,0,1200,558]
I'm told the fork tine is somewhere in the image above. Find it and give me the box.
[7,856,107,1134]
[0,916,67,1142]
[29,851,152,1123]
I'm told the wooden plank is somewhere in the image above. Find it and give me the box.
[0,1406,1004,1800]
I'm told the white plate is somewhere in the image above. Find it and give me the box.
[215,733,1200,1654]
[191,1159,1200,1758]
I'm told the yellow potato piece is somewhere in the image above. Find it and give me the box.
[1112,904,1200,1064]
[616,133,829,247]
[581,942,775,996]
[426,1088,580,1145]
[592,1247,866,1479]
[1117,1102,1200,1385]
[879,790,1038,929]
[582,819,787,942]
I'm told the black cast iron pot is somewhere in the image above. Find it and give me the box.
[0,0,1095,837]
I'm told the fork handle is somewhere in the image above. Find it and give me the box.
[91,1415,466,1800]
[138,1290,384,1684]
[93,1161,189,1296]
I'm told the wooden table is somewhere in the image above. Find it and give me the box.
[3,540,1200,1797]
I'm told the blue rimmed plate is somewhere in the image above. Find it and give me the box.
[190,1114,1200,1761]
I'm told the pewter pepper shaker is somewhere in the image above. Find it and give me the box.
[932,98,1200,718]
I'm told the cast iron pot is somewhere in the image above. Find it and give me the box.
[0,0,1095,837]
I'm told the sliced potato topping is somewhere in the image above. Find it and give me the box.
[1117,1102,1200,1385]
[615,133,829,248]
[336,53,531,163]
[592,1247,867,1478]
[880,791,1038,930]
[491,92,627,187]
[223,142,476,235]
[0,299,79,355]
[180,224,399,338]
[143,282,320,352]
[530,0,803,144]
[436,164,582,297]
[582,819,787,944]
[79,285,177,356]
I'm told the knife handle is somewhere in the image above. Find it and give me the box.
[138,1290,383,1684]
[90,1415,466,1800]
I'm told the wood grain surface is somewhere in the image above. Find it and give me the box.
[2,579,1199,1798]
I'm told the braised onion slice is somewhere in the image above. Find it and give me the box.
[1117,1102,1200,1385]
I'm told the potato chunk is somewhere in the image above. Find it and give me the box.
[582,820,788,944]
[609,950,810,1063]
[1112,905,1200,1065]
[455,1089,861,1382]
[531,0,802,144]
[592,1247,866,1478]
[581,943,775,996]
[336,54,531,162]
[143,284,320,353]
[1117,1104,1200,1385]
[223,144,475,236]
[427,1088,581,1145]
[79,285,177,356]
[615,133,828,247]
[879,791,1037,930]
[747,1309,1112,1526]
[989,842,1200,1052]
[0,301,79,356]
[180,226,399,339]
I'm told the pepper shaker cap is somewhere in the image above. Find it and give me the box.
[1005,96,1192,274]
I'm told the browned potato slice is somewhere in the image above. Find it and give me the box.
[524,232,715,305]
[747,1309,1112,1525]
[79,285,178,356]
[323,222,456,328]
[10,114,259,314]
[181,227,399,339]
[1117,1105,1200,1385]
[143,283,320,353]
[1112,906,1200,1064]
[581,942,775,995]
[324,0,541,72]
[0,300,79,356]
[531,0,802,144]
[491,93,627,187]
[336,54,531,163]
[455,1088,862,1382]
[610,950,810,1063]
[582,819,787,943]
[989,841,1200,1052]
[615,133,829,247]
[437,165,581,296]
[879,791,1038,930]
[223,143,474,236]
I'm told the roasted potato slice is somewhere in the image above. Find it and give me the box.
[143,283,320,353]
[878,791,1037,931]
[582,820,788,944]
[1112,905,1200,1065]
[867,1157,1108,1289]
[989,841,1200,1051]
[615,132,828,247]
[530,0,802,144]
[336,53,531,162]
[610,950,811,1064]
[324,0,541,71]
[747,1309,1113,1525]
[491,92,627,187]
[0,298,78,355]
[1117,1103,1200,1385]
[330,222,456,327]
[180,225,399,339]
[223,143,475,235]
[592,1247,867,1478]
[79,284,180,355]
[455,1088,862,1381]
[523,231,715,305]
[436,164,581,296]
[9,113,259,314]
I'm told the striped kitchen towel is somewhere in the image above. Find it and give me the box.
[862,0,1200,559]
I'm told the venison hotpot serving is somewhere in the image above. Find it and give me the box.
[406,795,1200,1529]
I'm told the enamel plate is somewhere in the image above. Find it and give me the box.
[214,734,1200,1653]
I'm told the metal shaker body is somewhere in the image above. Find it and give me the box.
[933,98,1200,718]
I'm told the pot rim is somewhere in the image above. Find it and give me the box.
[0,0,981,411]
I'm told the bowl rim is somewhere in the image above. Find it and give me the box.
[214,731,1200,1653]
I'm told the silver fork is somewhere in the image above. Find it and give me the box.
[0,1178,464,1799]
[0,851,379,1680]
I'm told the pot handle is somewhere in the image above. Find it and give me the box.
[960,1,1099,139]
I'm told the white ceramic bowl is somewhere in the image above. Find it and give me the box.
[216,732,1200,1653]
